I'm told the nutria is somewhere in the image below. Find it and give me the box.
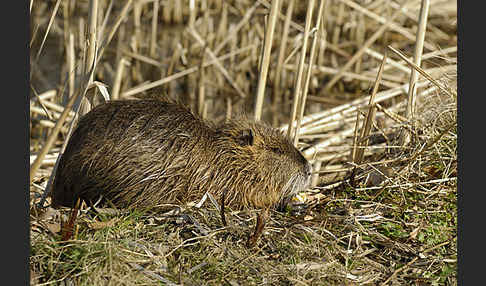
[50,99,312,246]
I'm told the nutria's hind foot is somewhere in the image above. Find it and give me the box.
[246,209,269,248]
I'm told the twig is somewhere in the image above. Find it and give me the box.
[122,45,256,98]
[272,0,295,125]
[287,0,315,139]
[254,0,280,121]
[324,1,412,91]
[85,0,98,85]
[354,52,387,164]
[149,0,159,58]
[337,0,436,51]
[96,0,133,64]
[111,57,130,100]
[35,0,62,61]
[387,45,456,98]
[294,0,327,145]
[187,28,247,99]
[401,0,431,146]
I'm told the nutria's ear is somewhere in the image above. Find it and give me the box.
[236,129,254,146]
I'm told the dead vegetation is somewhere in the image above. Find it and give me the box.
[30,0,457,285]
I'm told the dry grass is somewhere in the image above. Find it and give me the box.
[30,0,457,285]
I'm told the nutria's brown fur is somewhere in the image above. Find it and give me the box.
[50,99,312,246]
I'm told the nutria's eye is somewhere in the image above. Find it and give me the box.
[236,129,254,146]
[271,147,284,155]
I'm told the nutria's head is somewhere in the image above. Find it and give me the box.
[214,119,312,209]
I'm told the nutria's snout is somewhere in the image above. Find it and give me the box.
[296,150,313,189]
[302,155,312,177]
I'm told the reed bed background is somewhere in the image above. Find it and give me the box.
[29,0,457,285]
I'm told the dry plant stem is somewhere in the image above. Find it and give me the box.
[77,0,99,117]
[189,0,196,28]
[311,160,322,187]
[354,13,365,73]
[401,0,430,146]
[32,89,57,101]
[187,28,247,99]
[354,53,387,165]
[30,24,39,49]
[30,87,52,120]
[375,103,408,124]
[273,0,295,123]
[324,1,410,91]
[216,2,228,43]
[332,2,345,46]
[225,97,232,121]
[162,0,172,23]
[111,58,130,100]
[294,0,327,145]
[214,2,259,55]
[197,47,207,117]
[389,0,450,41]
[97,0,113,45]
[173,0,182,24]
[317,6,329,66]
[122,45,255,98]
[62,0,70,61]
[30,102,76,120]
[79,17,86,52]
[282,79,431,133]
[365,48,410,74]
[370,46,457,75]
[387,46,455,98]
[337,0,436,51]
[96,0,133,64]
[303,127,356,159]
[257,0,305,34]
[150,0,159,58]
[122,50,161,67]
[35,0,62,61]
[85,0,98,86]
[254,0,280,121]
[283,44,302,67]
[287,0,315,139]
[132,1,142,84]
[351,111,361,162]
[67,32,75,99]
[284,64,400,89]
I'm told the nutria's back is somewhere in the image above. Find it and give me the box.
[51,99,312,212]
